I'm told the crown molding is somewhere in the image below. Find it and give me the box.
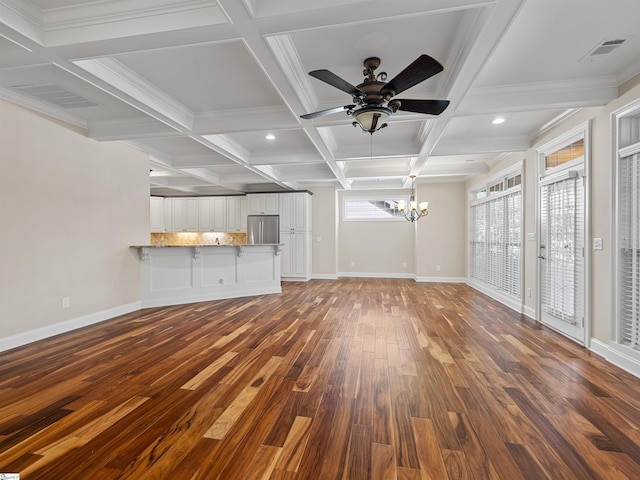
[0,0,44,44]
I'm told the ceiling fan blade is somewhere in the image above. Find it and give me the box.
[309,70,364,96]
[396,99,450,115]
[383,55,444,96]
[300,105,356,120]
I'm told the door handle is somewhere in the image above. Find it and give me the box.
[538,255,546,260]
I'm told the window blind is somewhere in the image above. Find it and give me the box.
[470,188,522,298]
[620,152,640,349]
[540,175,584,325]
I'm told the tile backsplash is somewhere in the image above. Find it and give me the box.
[150,232,247,246]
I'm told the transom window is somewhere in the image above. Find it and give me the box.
[343,197,409,221]
[545,139,584,170]
[471,171,521,202]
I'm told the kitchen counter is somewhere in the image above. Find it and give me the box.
[132,244,282,308]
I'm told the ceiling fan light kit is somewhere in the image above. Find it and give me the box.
[302,54,450,134]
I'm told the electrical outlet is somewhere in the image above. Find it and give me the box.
[62,297,70,308]
[527,288,532,298]
[350,261,355,267]
[402,262,407,268]
[436,265,441,272]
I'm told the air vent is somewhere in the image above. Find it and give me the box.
[10,83,100,109]
[580,39,626,62]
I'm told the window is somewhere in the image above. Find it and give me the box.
[614,100,640,357]
[343,197,408,221]
[545,139,584,170]
[469,167,522,299]
[618,152,639,349]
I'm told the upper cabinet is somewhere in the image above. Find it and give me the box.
[279,192,311,232]
[199,197,227,232]
[150,196,165,232]
[227,196,247,232]
[170,197,200,232]
[247,194,279,215]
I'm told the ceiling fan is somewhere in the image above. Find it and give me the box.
[301,54,450,134]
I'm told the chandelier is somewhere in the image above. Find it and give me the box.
[398,176,429,222]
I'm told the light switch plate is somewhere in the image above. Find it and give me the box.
[527,233,536,242]
[593,238,603,250]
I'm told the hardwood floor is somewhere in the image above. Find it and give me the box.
[1,279,640,479]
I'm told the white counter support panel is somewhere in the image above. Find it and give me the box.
[137,245,282,308]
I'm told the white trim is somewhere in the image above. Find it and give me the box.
[523,305,536,319]
[590,339,640,379]
[416,276,466,283]
[466,279,524,314]
[535,120,590,346]
[0,301,141,353]
[311,273,339,280]
[338,272,416,279]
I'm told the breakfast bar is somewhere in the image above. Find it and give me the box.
[133,244,282,308]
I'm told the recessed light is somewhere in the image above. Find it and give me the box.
[492,117,505,125]
[265,134,276,140]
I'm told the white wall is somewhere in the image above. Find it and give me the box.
[309,186,337,278]
[0,100,149,345]
[415,182,466,280]
[338,189,415,276]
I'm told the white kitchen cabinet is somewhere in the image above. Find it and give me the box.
[247,194,279,215]
[227,196,247,232]
[169,197,199,232]
[280,231,311,280]
[199,197,227,231]
[279,192,311,232]
[279,192,312,280]
[150,196,165,232]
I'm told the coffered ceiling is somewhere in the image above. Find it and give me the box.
[1,0,639,194]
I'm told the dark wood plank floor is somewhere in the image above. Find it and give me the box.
[2,279,640,479]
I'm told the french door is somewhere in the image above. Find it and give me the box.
[538,170,586,343]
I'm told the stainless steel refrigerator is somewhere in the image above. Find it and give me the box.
[246,215,279,244]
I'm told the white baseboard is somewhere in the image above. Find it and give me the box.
[590,339,640,379]
[415,276,466,283]
[466,279,525,314]
[523,305,536,319]
[0,302,141,353]
[311,273,339,280]
[338,272,416,279]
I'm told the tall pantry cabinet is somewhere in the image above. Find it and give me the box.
[279,192,312,281]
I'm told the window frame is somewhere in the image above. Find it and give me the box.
[468,162,524,309]
[612,98,640,367]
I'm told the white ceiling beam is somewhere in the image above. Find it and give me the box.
[432,134,531,156]
[458,77,619,115]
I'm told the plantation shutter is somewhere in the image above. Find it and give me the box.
[620,152,640,349]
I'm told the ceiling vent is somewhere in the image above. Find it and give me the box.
[580,39,626,62]
[10,83,100,109]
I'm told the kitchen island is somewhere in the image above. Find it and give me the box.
[133,244,282,308]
